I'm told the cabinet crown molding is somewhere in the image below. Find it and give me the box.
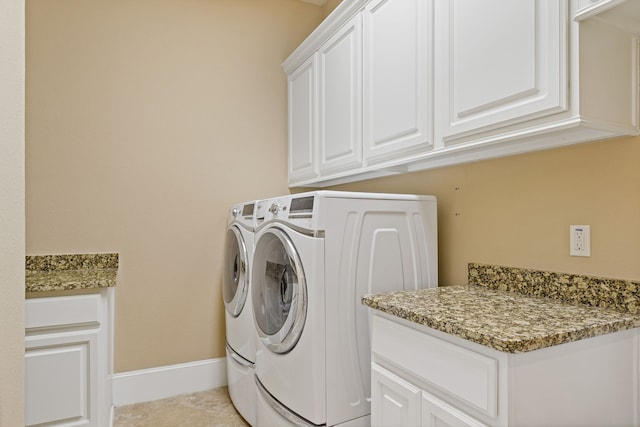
[283,0,370,74]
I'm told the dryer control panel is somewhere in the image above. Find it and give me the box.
[255,194,317,232]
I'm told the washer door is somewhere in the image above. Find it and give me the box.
[252,227,307,354]
[223,225,249,317]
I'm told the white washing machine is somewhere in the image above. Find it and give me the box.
[224,200,259,426]
[251,191,438,427]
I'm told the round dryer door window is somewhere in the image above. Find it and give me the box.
[223,226,249,317]
[252,227,307,354]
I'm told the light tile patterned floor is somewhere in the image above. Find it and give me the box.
[113,387,250,427]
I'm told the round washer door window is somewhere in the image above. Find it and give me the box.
[223,226,249,317]
[252,227,307,354]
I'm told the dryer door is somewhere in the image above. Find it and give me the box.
[252,227,307,354]
[223,225,249,317]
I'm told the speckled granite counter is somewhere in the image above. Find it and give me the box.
[26,253,118,292]
[468,263,640,314]
[362,264,640,353]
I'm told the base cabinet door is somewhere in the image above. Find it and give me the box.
[372,363,488,427]
[25,292,112,427]
[25,331,99,427]
[421,392,488,427]
[371,364,421,427]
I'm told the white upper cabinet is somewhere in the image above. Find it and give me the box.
[363,0,432,164]
[318,14,363,176]
[434,0,566,145]
[419,0,638,170]
[285,0,432,187]
[288,54,318,184]
[284,0,639,187]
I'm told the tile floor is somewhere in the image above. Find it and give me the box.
[113,387,250,427]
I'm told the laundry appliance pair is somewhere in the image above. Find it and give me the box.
[223,191,438,427]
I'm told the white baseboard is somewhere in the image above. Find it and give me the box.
[112,357,227,407]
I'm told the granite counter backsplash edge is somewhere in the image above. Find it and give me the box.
[26,253,118,271]
[26,253,118,292]
[469,263,640,315]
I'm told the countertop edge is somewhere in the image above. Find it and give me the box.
[362,285,640,354]
[25,253,119,293]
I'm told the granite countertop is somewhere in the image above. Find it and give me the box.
[362,264,640,353]
[26,253,118,293]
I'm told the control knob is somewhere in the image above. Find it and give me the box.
[268,203,280,215]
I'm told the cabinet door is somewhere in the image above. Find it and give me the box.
[422,392,489,427]
[434,0,567,145]
[371,363,421,427]
[317,14,363,176]
[288,54,318,185]
[25,331,99,427]
[363,0,432,165]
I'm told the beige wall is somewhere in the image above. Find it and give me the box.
[26,0,324,372]
[0,0,26,424]
[26,0,640,377]
[331,135,640,285]
[314,0,639,286]
[322,0,342,17]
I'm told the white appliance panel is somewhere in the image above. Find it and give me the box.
[224,201,259,426]
[252,191,438,427]
[226,346,256,426]
[254,225,327,425]
[322,197,437,426]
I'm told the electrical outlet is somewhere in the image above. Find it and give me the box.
[570,225,591,257]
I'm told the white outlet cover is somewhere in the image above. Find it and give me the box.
[570,225,591,257]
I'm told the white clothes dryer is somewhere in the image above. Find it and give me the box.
[224,200,259,426]
[251,191,438,427]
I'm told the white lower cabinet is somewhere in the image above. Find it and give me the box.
[421,392,488,427]
[372,362,489,427]
[370,312,639,427]
[25,331,99,426]
[25,291,113,427]
[371,364,421,427]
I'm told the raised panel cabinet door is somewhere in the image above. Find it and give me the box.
[371,363,421,427]
[434,0,568,145]
[288,54,318,185]
[25,331,99,427]
[318,14,363,176]
[363,0,432,165]
[422,392,489,427]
